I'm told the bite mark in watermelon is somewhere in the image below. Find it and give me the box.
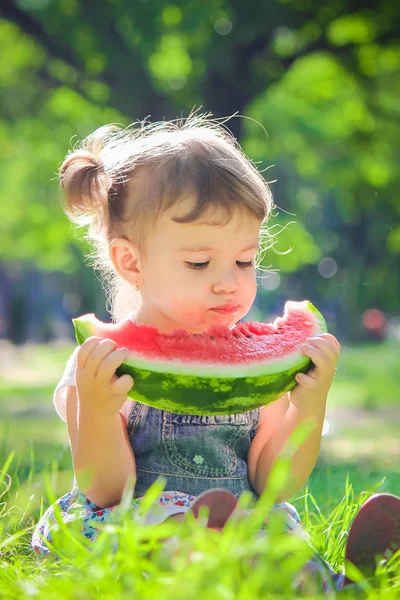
[73,300,327,415]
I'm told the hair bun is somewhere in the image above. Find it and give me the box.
[59,149,111,228]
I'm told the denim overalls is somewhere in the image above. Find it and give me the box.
[127,402,261,499]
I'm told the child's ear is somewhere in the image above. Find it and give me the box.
[109,237,142,286]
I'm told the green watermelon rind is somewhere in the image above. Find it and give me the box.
[115,360,311,415]
[73,300,326,415]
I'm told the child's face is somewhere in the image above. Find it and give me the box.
[135,198,261,334]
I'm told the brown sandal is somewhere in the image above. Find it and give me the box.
[344,493,400,583]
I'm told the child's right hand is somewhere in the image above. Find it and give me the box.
[75,337,134,418]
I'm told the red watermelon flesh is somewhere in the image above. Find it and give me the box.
[79,303,318,364]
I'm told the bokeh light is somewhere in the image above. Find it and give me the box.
[322,419,330,436]
[214,18,233,35]
[318,257,338,278]
[260,272,281,290]
[168,76,187,90]
[362,308,386,331]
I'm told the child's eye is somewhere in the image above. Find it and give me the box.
[237,261,254,268]
[185,261,209,269]
[185,261,254,269]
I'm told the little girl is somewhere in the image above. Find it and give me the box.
[32,114,400,592]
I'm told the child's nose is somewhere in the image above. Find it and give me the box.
[212,270,239,294]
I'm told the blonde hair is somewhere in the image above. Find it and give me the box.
[59,112,275,322]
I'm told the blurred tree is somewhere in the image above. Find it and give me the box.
[0,0,399,339]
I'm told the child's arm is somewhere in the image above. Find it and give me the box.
[250,333,340,502]
[66,386,137,508]
[252,398,326,501]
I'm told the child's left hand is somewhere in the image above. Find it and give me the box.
[289,333,340,414]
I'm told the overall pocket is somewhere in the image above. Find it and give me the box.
[126,401,144,437]
[162,412,253,477]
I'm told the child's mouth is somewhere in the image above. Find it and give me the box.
[210,305,239,314]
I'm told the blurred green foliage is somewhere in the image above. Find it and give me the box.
[0,0,399,338]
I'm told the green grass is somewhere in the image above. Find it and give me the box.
[0,340,399,598]
[327,341,399,410]
[1,449,399,599]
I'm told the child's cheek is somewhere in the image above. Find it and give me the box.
[179,307,202,321]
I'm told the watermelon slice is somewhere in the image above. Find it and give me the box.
[73,300,327,415]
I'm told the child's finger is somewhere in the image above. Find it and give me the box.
[76,337,102,369]
[319,333,341,354]
[307,337,339,362]
[295,372,317,389]
[112,374,134,395]
[306,337,339,359]
[86,339,117,376]
[98,347,129,381]
[301,344,330,371]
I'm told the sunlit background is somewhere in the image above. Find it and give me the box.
[0,0,399,514]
